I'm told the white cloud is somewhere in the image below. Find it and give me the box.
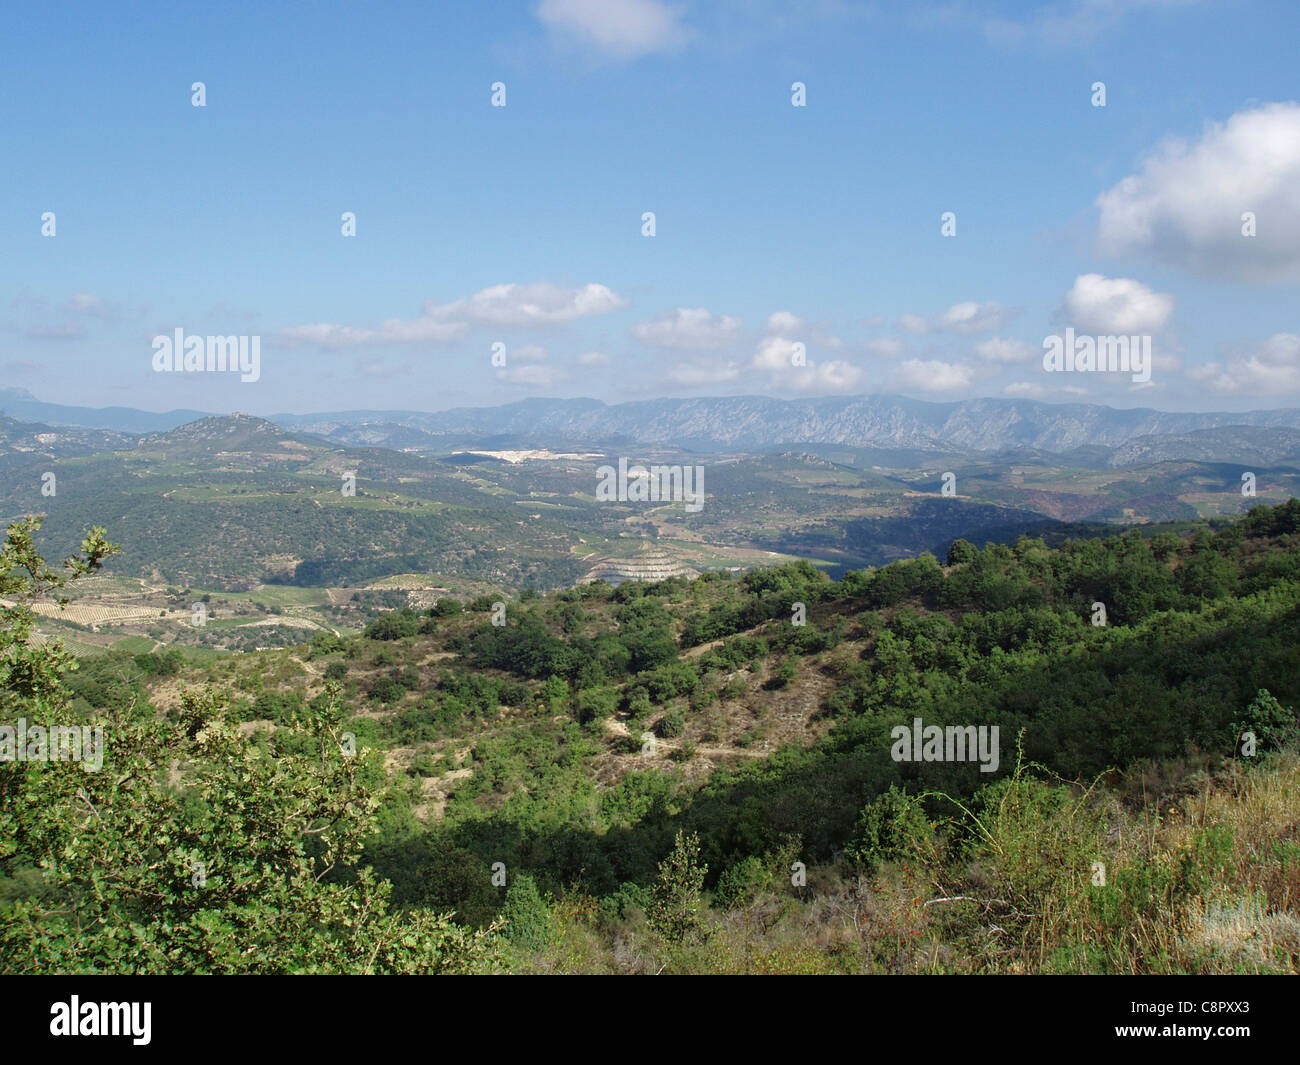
[1003,380,1089,399]
[764,310,843,349]
[752,335,798,371]
[899,301,1012,336]
[1187,333,1300,395]
[537,0,689,58]
[764,310,805,334]
[1096,102,1300,282]
[577,350,609,366]
[427,282,627,326]
[279,282,624,350]
[632,307,743,350]
[789,359,865,392]
[61,293,109,318]
[1060,273,1174,335]
[925,0,1196,47]
[893,359,976,393]
[976,337,1038,363]
[279,318,468,349]
[1003,381,1045,399]
[512,344,548,363]
[749,335,862,393]
[938,300,1010,334]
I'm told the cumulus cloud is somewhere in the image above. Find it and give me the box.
[279,282,624,349]
[1187,333,1300,395]
[893,359,976,393]
[789,360,865,392]
[749,335,863,393]
[537,0,689,58]
[279,318,468,349]
[764,310,805,334]
[1060,273,1174,334]
[426,282,627,326]
[577,350,609,366]
[899,301,1013,336]
[763,310,843,349]
[632,307,743,350]
[1003,380,1088,399]
[1096,102,1300,282]
[938,301,1012,334]
[751,335,799,371]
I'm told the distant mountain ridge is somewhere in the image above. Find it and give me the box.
[0,388,211,434]
[268,395,1300,456]
[8,387,1300,458]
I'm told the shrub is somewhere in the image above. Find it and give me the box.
[846,786,934,871]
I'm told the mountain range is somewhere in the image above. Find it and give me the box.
[7,387,1300,461]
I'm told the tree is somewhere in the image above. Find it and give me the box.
[1231,689,1298,752]
[0,518,496,974]
[946,538,978,566]
[364,609,419,641]
[649,830,708,944]
[500,873,552,951]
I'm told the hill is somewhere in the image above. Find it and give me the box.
[16,500,1298,973]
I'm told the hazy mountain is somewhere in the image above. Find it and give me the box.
[275,394,1300,454]
[1101,425,1300,468]
[0,413,136,455]
[0,387,210,434]
[12,388,1300,462]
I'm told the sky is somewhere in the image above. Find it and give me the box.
[1,0,1298,416]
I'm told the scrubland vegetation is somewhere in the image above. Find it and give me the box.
[4,502,1299,973]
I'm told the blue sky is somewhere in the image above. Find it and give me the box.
[2,0,1298,415]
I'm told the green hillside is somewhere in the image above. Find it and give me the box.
[7,501,1300,973]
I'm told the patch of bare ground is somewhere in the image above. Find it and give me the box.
[590,654,839,787]
[413,766,473,821]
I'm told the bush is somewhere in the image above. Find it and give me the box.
[846,786,934,871]
[1232,689,1299,753]
[649,831,708,944]
[500,874,553,950]
[764,658,797,690]
[364,610,420,641]
[657,710,686,738]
